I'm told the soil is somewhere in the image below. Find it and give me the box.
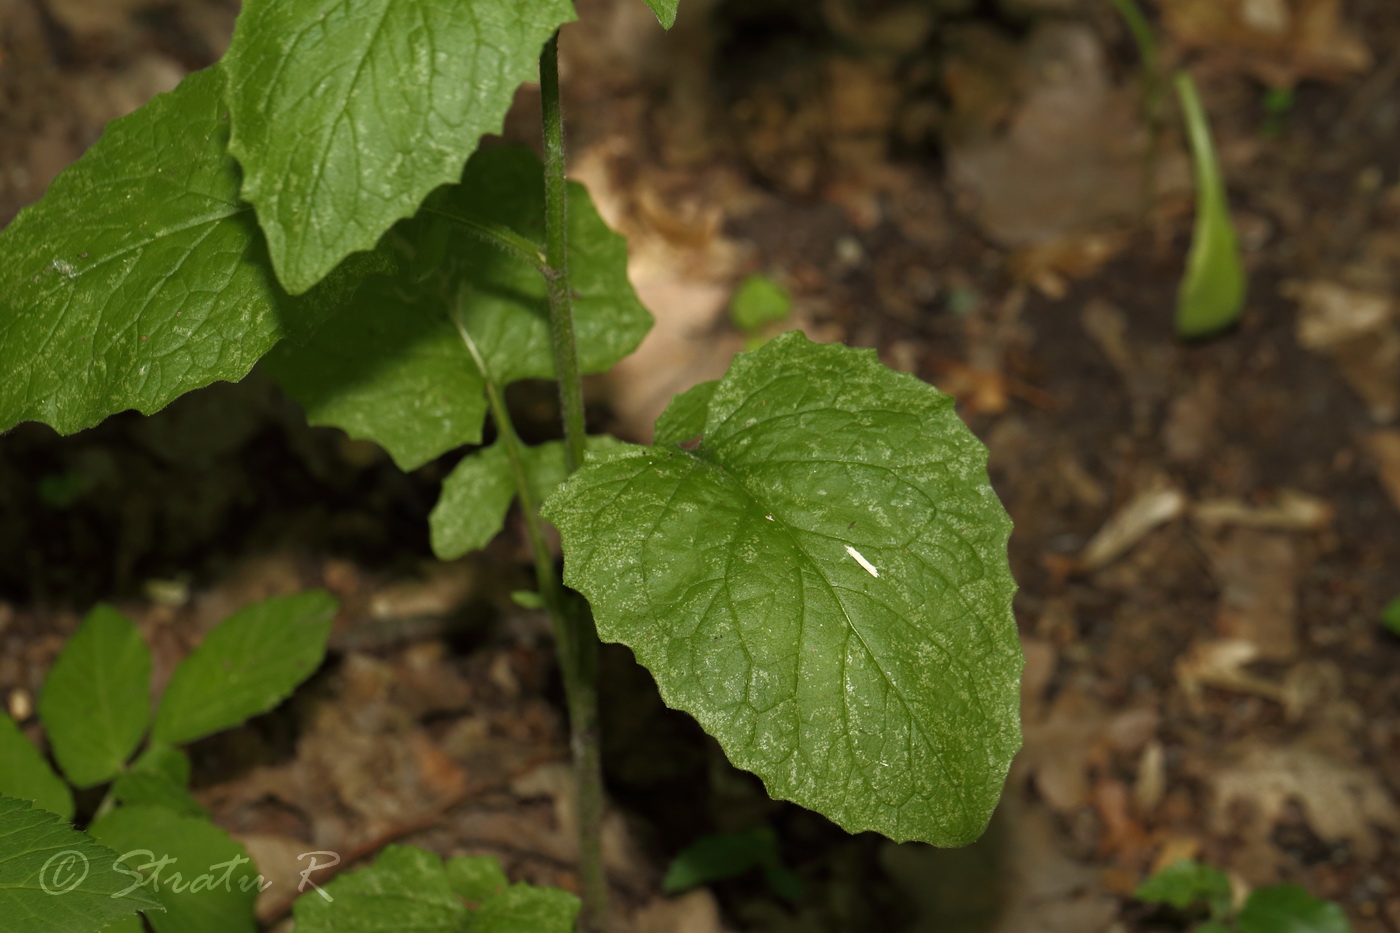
[1,0,1398,931]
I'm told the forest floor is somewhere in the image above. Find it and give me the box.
[1,0,1398,930]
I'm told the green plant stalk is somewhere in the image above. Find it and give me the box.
[452,309,607,931]
[1108,0,1165,214]
[540,31,588,474]
[422,207,548,273]
[537,31,610,931]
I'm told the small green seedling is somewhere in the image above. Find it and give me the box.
[1109,0,1247,338]
[0,593,335,933]
[729,273,794,349]
[1383,596,1400,636]
[663,827,803,903]
[1135,859,1351,933]
[1173,72,1247,338]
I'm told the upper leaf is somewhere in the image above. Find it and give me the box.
[39,605,151,788]
[87,805,256,933]
[267,146,651,471]
[544,332,1022,846]
[0,714,74,821]
[0,65,379,436]
[151,590,336,746]
[224,0,576,293]
[0,797,163,933]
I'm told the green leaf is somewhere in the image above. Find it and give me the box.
[223,0,577,293]
[445,855,508,905]
[654,380,718,446]
[151,590,336,746]
[1174,71,1246,338]
[291,844,574,932]
[130,746,191,788]
[87,805,257,933]
[1135,860,1234,917]
[0,796,163,933]
[430,435,621,560]
[1382,596,1400,635]
[109,772,208,819]
[642,0,679,29]
[544,332,1021,846]
[38,605,151,788]
[0,713,74,821]
[0,65,381,436]
[730,275,792,335]
[472,884,579,933]
[293,845,464,931]
[663,828,780,894]
[267,146,652,471]
[1238,885,1351,933]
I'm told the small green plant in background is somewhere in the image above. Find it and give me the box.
[0,0,1023,929]
[1135,860,1351,933]
[663,827,803,903]
[1109,0,1247,338]
[729,273,794,349]
[1383,595,1400,636]
[0,593,335,932]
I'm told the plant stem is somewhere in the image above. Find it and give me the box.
[539,30,588,474]
[452,307,608,931]
[422,207,548,273]
[528,33,608,929]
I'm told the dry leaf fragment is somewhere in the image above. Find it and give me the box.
[1289,279,1400,421]
[1212,744,1400,860]
[1192,489,1333,530]
[1205,529,1298,661]
[1080,485,1187,570]
[1362,430,1400,513]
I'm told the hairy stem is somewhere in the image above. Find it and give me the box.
[540,30,588,473]
[538,30,609,932]
[422,207,548,273]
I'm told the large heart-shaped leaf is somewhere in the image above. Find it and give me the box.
[267,146,651,471]
[224,0,576,293]
[0,65,380,436]
[544,332,1021,846]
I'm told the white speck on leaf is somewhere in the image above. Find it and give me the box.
[845,545,879,578]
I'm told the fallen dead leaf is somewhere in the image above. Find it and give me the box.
[945,22,1184,246]
[1192,489,1334,530]
[1080,484,1187,570]
[1362,430,1400,513]
[1176,639,1288,708]
[1204,529,1299,661]
[1289,279,1400,422]
[628,889,731,933]
[1211,744,1400,861]
[1162,0,1372,86]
